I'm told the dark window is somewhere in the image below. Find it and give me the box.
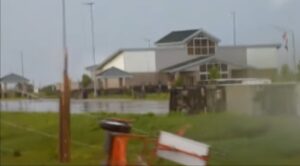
[201,39,208,46]
[208,74,211,79]
[209,40,215,47]
[221,74,228,78]
[188,47,194,55]
[207,64,213,70]
[195,39,200,46]
[200,65,206,72]
[187,38,216,56]
[209,48,215,54]
[221,64,228,71]
[200,74,207,80]
[202,48,208,54]
[214,64,220,70]
[195,48,201,54]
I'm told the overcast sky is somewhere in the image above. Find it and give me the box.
[1,0,299,86]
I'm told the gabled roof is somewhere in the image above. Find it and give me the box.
[97,67,132,79]
[155,29,220,45]
[161,56,254,73]
[0,73,29,83]
[155,29,199,44]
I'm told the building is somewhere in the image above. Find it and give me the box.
[0,73,31,97]
[86,29,280,89]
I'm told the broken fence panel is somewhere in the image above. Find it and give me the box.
[157,131,209,166]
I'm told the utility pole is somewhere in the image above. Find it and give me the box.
[20,51,25,97]
[59,0,71,163]
[291,31,297,71]
[231,11,237,46]
[83,1,97,97]
[143,38,151,48]
[20,52,24,78]
[0,0,2,100]
[0,2,2,165]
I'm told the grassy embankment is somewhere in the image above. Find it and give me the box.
[1,112,300,165]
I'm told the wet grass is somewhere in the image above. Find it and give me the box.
[1,112,300,165]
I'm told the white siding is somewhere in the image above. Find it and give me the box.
[102,54,125,71]
[246,48,278,69]
[123,50,156,72]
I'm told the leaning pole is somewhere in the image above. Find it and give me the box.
[59,0,71,163]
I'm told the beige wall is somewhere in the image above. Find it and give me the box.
[103,78,126,89]
[102,54,125,71]
[246,47,278,69]
[225,85,261,114]
[224,83,299,115]
[123,50,157,72]
[99,73,169,89]
[126,72,169,86]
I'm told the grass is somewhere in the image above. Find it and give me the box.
[1,112,300,165]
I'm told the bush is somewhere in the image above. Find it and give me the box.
[174,76,184,87]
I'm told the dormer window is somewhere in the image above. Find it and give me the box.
[187,37,216,55]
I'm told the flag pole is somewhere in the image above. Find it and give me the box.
[273,25,297,71]
[291,31,297,71]
[231,11,237,46]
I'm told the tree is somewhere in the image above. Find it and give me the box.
[40,85,58,97]
[81,74,92,88]
[208,66,220,80]
[174,75,184,87]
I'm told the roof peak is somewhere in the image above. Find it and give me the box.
[97,66,132,79]
[0,73,29,83]
[155,29,220,45]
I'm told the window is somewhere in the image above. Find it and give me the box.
[187,37,216,56]
[200,65,206,72]
[187,41,194,54]
[221,64,227,71]
[207,64,213,71]
[199,63,229,81]
[195,47,201,54]
[214,64,220,70]
[188,47,194,54]
[200,74,207,80]
[221,74,228,78]
[209,48,215,54]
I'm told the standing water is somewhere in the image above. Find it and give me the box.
[0,99,169,114]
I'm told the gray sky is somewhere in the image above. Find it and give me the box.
[1,0,299,86]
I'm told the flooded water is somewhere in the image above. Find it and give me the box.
[0,99,169,114]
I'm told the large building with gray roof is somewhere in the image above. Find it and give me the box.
[86,29,281,89]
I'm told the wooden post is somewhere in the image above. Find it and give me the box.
[59,74,70,162]
[59,0,71,162]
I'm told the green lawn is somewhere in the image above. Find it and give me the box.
[1,112,300,165]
